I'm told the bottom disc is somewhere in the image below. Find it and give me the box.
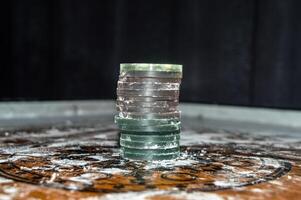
[120,133,180,142]
[121,150,180,160]
[117,123,181,132]
[120,130,180,136]
[120,139,179,149]
[120,147,180,155]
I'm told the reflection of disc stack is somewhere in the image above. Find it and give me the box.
[115,63,183,160]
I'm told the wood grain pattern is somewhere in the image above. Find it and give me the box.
[0,116,300,200]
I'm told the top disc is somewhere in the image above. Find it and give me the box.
[120,63,182,73]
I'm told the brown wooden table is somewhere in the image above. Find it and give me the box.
[0,101,300,200]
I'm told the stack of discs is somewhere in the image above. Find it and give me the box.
[115,63,183,160]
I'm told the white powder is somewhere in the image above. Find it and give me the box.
[0,194,12,200]
[67,176,92,185]
[144,157,199,170]
[142,152,198,170]
[263,158,280,168]
[0,185,19,200]
[214,180,241,188]
[67,173,109,186]
[51,159,88,167]
[8,155,29,162]
[86,191,224,200]
[97,168,130,174]
[251,188,264,193]
[87,155,109,162]
[2,186,18,194]
[0,177,13,184]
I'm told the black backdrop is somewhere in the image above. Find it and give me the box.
[2,0,301,109]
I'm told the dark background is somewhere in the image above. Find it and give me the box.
[1,0,301,109]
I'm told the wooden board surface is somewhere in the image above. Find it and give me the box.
[0,113,300,200]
